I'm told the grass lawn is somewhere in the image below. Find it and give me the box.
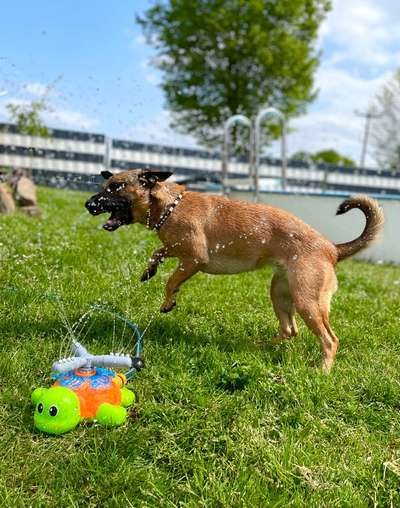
[1,186,400,507]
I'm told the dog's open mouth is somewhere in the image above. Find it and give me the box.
[103,207,132,231]
[85,196,133,232]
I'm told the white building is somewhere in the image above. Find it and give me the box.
[1,122,400,196]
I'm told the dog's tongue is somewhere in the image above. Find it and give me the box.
[103,216,121,231]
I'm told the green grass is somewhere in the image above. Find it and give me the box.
[1,186,400,507]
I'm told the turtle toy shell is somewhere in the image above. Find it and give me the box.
[32,367,135,435]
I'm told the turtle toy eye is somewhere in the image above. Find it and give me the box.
[49,405,58,417]
[37,403,43,414]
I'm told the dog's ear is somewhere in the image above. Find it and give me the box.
[101,170,114,180]
[138,171,173,188]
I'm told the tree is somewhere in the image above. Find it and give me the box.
[311,149,355,167]
[137,0,331,147]
[6,97,50,137]
[290,149,355,167]
[289,150,313,163]
[370,70,400,172]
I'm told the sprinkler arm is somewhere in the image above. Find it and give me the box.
[71,339,89,357]
[52,339,133,373]
[52,357,88,372]
[90,354,132,369]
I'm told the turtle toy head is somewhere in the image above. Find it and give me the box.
[32,386,81,435]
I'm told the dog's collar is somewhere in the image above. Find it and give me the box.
[152,192,184,231]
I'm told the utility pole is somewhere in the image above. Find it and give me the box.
[397,146,400,173]
[355,108,383,168]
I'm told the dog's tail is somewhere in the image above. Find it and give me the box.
[335,195,384,262]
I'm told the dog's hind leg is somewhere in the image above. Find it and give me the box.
[160,259,201,313]
[270,270,298,341]
[141,247,169,282]
[288,262,339,373]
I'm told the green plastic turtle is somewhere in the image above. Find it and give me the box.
[32,367,135,435]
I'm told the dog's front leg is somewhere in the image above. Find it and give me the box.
[160,259,201,313]
[141,247,169,282]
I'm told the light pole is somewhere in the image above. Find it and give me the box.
[355,108,383,168]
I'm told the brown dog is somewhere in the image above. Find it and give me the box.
[85,169,384,372]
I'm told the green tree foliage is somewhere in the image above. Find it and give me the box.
[290,149,355,167]
[6,98,50,137]
[137,0,331,147]
[289,150,313,163]
[312,149,355,167]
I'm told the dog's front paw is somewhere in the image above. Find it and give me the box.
[270,334,295,344]
[160,301,176,313]
[140,266,157,282]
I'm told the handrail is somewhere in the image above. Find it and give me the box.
[222,114,253,196]
[254,107,287,201]
[222,108,287,201]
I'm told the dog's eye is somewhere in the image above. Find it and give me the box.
[107,183,125,193]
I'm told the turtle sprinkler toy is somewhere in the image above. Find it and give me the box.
[31,313,144,435]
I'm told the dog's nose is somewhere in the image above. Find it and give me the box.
[85,198,98,213]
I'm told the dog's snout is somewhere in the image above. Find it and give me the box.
[85,198,94,210]
[85,197,100,214]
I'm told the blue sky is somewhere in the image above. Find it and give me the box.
[1,0,400,166]
[0,1,162,135]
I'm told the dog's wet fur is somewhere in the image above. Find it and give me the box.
[86,169,384,372]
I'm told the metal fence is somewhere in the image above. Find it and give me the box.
[1,122,400,196]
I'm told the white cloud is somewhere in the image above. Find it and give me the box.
[0,97,98,131]
[271,65,391,166]
[144,71,160,86]
[126,109,198,148]
[0,80,98,130]
[23,82,49,97]
[320,0,400,69]
[45,108,98,130]
[134,34,146,46]
[140,58,161,86]
[266,0,400,167]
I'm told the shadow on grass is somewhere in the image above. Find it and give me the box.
[1,289,295,369]
[3,323,295,376]
[144,316,291,360]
